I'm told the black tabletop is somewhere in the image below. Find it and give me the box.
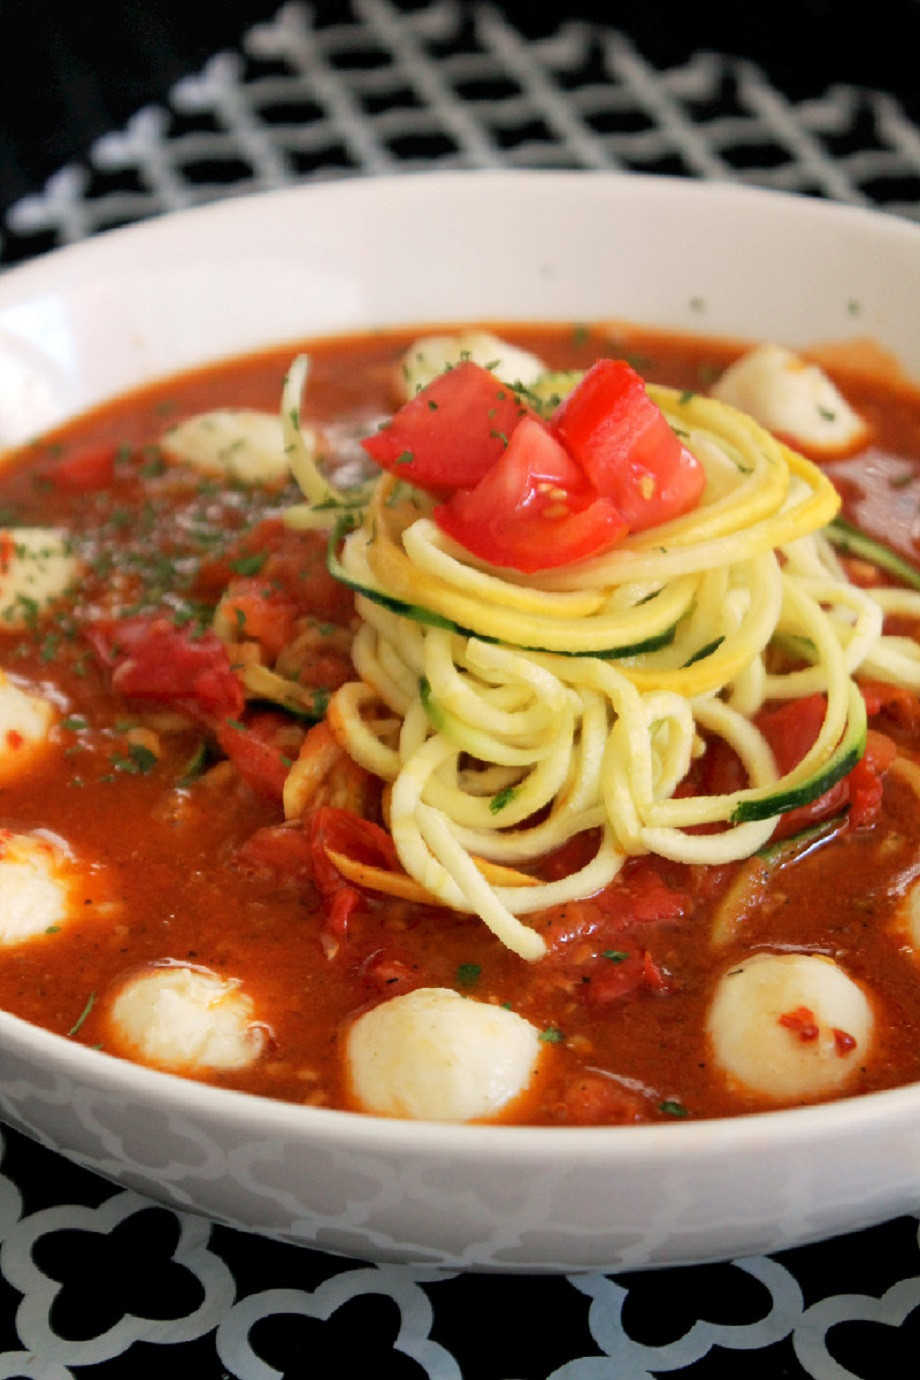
[2,2,920,1377]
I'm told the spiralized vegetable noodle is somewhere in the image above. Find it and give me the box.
[283,355,920,961]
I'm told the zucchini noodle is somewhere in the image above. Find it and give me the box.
[279,350,920,961]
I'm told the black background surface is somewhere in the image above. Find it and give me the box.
[3,0,920,224]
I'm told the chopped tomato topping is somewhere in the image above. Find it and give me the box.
[195,519,354,626]
[860,678,920,733]
[778,1006,820,1041]
[360,356,706,573]
[755,694,895,836]
[235,822,315,879]
[549,359,706,531]
[46,442,120,492]
[360,361,534,494]
[434,416,627,573]
[86,615,245,723]
[221,578,300,662]
[216,710,302,801]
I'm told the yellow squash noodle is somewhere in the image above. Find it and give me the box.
[281,354,920,960]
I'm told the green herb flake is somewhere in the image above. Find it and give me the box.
[602,949,630,963]
[230,551,268,576]
[489,786,517,814]
[539,1025,565,1044]
[177,742,208,786]
[67,991,96,1037]
[659,1099,689,1118]
[112,742,158,775]
[456,963,482,987]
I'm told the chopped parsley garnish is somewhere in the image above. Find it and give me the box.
[229,551,268,576]
[539,1026,565,1044]
[602,949,629,963]
[67,992,96,1037]
[111,742,158,775]
[489,786,517,814]
[456,963,482,986]
[659,1099,689,1118]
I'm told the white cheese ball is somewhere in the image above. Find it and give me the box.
[711,344,869,454]
[707,951,874,1102]
[398,331,547,401]
[0,830,73,945]
[160,409,295,487]
[345,986,543,1122]
[108,965,267,1073]
[0,527,78,628]
[0,670,55,778]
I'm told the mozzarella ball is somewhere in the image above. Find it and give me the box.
[0,527,79,627]
[707,951,874,1102]
[345,986,543,1122]
[0,830,74,945]
[160,409,294,487]
[398,331,547,401]
[108,965,267,1073]
[0,671,55,778]
[711,344,869,454]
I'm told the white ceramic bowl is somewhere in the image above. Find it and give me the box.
[2,169,920,1274]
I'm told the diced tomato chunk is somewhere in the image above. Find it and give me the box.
[235,822,315,878]
[220,579,300,662]
[755,694,894,835]
[551,358,711,529]
[216,711,302,801]
[361,361,534,494]
[195,518,354,626]
[86,615,245,723]
[860,678,920,733]
[550,359,706,531]
[434,416,627,572]
[47,442,120,492]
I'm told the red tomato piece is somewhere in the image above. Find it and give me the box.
[307,806,400,940]
[360,361,534,494]
[195,518,354,626]
[235,822,315,879]
[860,678,920,733]
[755,695,894,836]
[550,359,706,531]
[310,805,401,882]
[222,579,300,662]
[216,711,301,801]
[86,615,245,723]
[433,416,628,573]
[47,442,120,492]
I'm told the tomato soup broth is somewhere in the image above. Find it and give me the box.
[1,321,919,1126]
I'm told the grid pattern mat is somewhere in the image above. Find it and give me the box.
[5,0,920,263]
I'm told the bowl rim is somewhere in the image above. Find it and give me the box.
[2,166,920,1163]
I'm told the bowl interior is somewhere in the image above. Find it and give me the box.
[2,169,920,1271]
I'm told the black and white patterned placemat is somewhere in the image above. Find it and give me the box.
[2,2,920,1376]
[4,0,920,265]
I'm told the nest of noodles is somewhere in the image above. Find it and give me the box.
[277,355,919,960]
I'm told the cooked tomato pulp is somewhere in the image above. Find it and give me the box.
[1,321,919,1125]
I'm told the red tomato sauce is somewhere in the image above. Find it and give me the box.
[0,321,919,1124]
